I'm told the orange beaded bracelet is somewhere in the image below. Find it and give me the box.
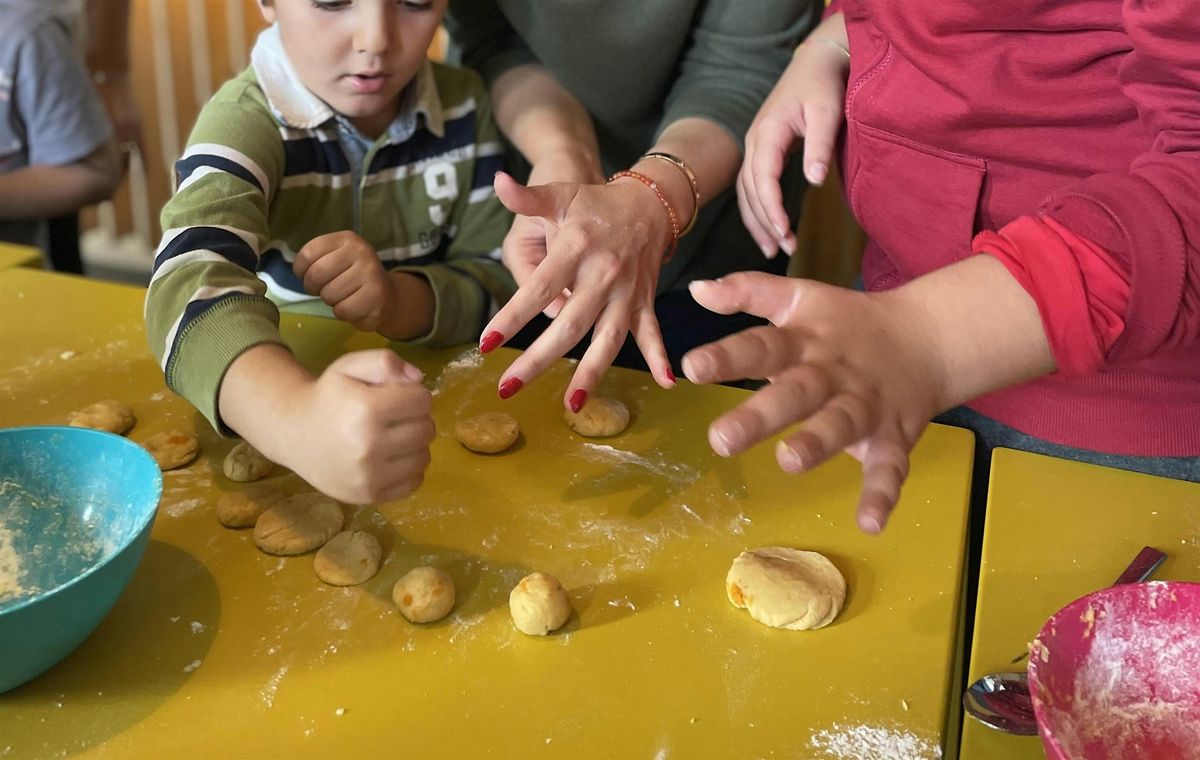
[607,169,680,262]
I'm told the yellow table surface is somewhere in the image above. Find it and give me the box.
[0,243,40,272]
[1,269,975,759]
[960,448,1200,759]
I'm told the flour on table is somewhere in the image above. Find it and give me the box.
[430,347,483,396]
[575,443,699,485]
[810,723,942,760]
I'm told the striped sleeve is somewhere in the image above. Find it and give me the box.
[144,97,287,432]
[394,71,516,346]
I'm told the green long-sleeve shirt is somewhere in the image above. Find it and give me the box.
[445,1,819,289]
[145,26,514,432]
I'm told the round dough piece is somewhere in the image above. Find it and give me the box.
[142,430,200,471]
[252,493,344,556]
[563,397,629,438]
[216,485,286,528]
[393,566,455,623]
[68,400,135,435]
[314,530,382,586]
[725,547,846,631]
[454,412,519,454]
[509,572,572,636]
[223,441,273,482]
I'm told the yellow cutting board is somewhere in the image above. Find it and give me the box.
[1,269,974,759]
[960,448,1200,759]
[0,243,40,272]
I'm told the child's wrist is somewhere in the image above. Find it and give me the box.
[380,272,434,341]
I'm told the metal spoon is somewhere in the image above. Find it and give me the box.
[962,546,1167,735]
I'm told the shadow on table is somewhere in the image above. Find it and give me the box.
[1,540,220,757]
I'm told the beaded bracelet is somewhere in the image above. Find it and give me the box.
[641,152,701,237]
[607,169,680,262]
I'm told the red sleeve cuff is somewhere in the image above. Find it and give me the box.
[973,215,1131,375]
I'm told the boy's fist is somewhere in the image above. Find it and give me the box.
[294,231,394,333]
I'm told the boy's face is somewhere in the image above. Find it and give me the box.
[260,0,446,138]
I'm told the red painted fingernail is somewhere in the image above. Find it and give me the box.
[665,366,676,384]
[479,330,504,354]
[498,377,524,400]
[569,389,587,413]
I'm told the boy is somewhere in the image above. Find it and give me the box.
[0,1,121,260]
[146,0,514,504]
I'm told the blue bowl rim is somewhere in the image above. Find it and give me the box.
[0,425,163,616]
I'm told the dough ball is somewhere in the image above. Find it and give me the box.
[68,400,135,435]
[253,492,344,556]
[392,566,455,623]
[314,530,382,586]
[563,397,629,438]
[216,485,285,528]
[509,572,572,636]
[142,430,200,471]
[223,441,273,482]
[454,412,519,454]
[725,547,846,630]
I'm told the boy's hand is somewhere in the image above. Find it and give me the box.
[294,231,395,334]
[739,14,850,258]
[681,272,946,535]
[287,349,434,504]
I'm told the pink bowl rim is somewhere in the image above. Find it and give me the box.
[1026,580,1200,756]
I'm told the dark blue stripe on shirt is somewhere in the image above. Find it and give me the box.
[167,291,250,370]
[470,153,504,191]
[175,154,264,195]
[153,226,258,274]
[260,249,306,293]
[368,111,476,176]
[282,137,352,177]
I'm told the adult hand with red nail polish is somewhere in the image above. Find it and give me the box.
[738,12,850,259]
[483,168,674,409]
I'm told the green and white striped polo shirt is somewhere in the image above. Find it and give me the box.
[145,26,514,432]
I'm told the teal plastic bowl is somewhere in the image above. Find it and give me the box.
[0,426,162,693]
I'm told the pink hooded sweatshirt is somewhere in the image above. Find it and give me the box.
[829,0,1200,456]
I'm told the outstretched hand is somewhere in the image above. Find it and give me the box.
[681,272,946,534]
[480,170,676,413]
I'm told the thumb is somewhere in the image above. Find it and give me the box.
[331,349,425,386]
[494,171,575,222]
[688,272,806,323]
[801,101,843,187]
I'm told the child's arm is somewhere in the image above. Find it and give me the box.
[218,344,434,505]
[146,98,432,504]
[0,12,121,219]
[0,140,120,219]
[291,230,435,341]
[681,256,1054,534]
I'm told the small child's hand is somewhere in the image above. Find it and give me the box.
[290,349,434,504]
[681,272,946,535]
[294,231,395,333]
[739,14,850,257]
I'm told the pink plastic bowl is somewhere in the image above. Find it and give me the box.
[1027,581,1200,760]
